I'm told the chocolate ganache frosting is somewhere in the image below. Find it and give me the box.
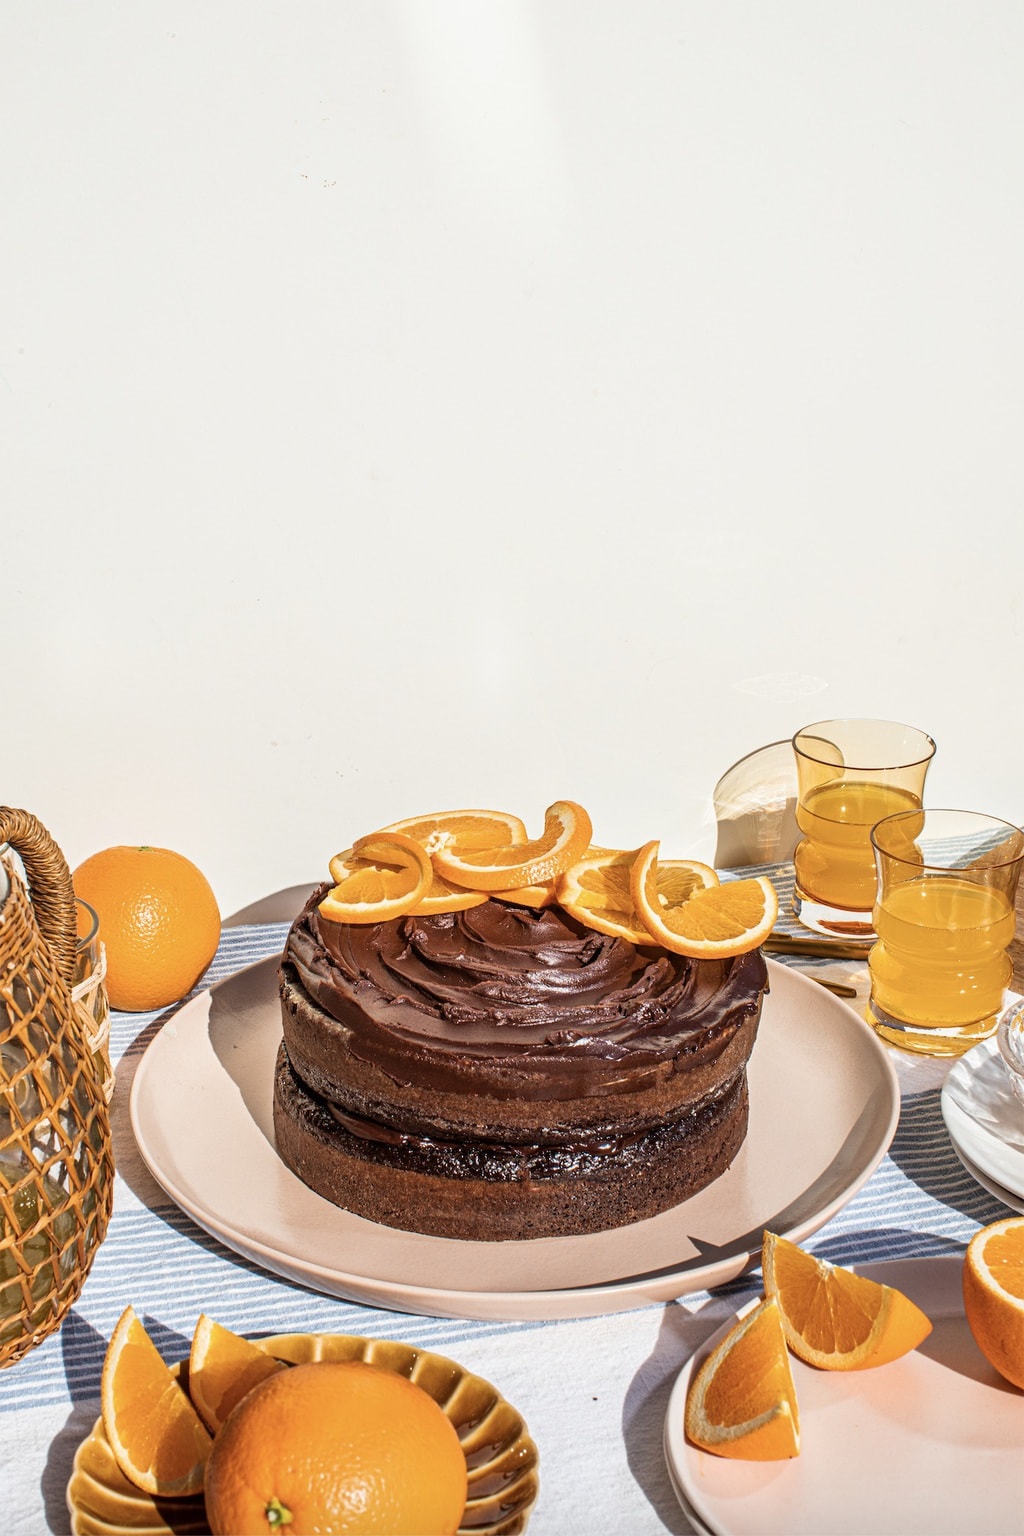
[284,888,768,1103]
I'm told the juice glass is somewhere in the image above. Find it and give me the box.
[792,719,935,936]
[867,809,1024,1056]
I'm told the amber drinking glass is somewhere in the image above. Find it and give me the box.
[867,809,1024,1056]
[792,719,936,937]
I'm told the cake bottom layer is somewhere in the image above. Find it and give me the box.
[272,1043,750,1242]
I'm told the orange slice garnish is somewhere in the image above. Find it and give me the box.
[762,1231,933,1370]
[188,1315,288,1434]
[320,831,433,925]
[431,800,593,892]
[631,841,776,958]
[684,1297,800,1460]
[372,808,528,915]
[101,1305,212,1496]
[490,880,560,908]
[557,847,653,944]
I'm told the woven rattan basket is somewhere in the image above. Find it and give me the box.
[0,808,115,1368]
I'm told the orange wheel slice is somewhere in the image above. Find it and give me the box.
[684,1298,800,1460]
[962,1216,1024,1389]
[631,842,776,958]
[431,800,593,892]
[762,1231,933,1370]
[101,1305,212,1496]
[188,1315,288,1434]
[319,831,433,925]
[490,880,560,908]
[556,847,653,944]
[374,807,528,915]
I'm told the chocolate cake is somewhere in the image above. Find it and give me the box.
[274,888,769,1241]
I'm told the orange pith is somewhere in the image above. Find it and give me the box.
[962,1216,1024,1389]
[72,846,221,1012]
[100,1306,212,1497]
[188,1315,288,1434]
[631,841,776,958]
[762,1231,933,1370]
[203,1359,467,1536]
[431,800,594,892]
[684,1298,800,1460]
[556,847,653,944]
[320,831,434,925]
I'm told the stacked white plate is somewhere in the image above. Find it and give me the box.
[940,1035,1024,1213]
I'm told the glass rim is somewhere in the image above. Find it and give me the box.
[76,896,100,949]
[792,718,936,772]
[870,807,1024,871]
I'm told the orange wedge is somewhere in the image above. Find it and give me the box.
[374,807,527,915]
[432,800,593,892]
[320,831,433,925]
[684,1298,800,1460]
[631,841,777,958]
[962,1216,1024,1389]
[762,1231,933,1370]
[556,847,653,944]
[101,1305,212,1497]
[188,1314,288,1434]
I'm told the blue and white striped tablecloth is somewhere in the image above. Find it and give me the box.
[6,921,1013,1536]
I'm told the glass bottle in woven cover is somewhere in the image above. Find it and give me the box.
[0,809,115,1368]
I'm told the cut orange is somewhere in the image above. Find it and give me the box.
[490,879,560,908]
[631,841,776,958]
[375,807,528,915]
[962,1216,1024,1389]
[320,831,433,925]
[432,800,593,892]
[762,1231,933,1370]
[557,847,653,944]
[684,1298,800,1460]
[100,1305,212,1497]
[188,1314,288,1434]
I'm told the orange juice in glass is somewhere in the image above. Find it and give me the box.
[867,809,1024,1055]
[792,719,935,937]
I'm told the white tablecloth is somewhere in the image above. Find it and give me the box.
[6,921,1011,1536]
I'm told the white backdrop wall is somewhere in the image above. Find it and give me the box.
[4,2,1023,917]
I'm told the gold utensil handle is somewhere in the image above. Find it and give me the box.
[764,933,871,961]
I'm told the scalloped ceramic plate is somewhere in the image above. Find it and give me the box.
[67,1331,538,1536]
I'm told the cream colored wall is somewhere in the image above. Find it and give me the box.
[5,3,1023,917]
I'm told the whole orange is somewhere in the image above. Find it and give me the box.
[72,845,221,1012]
[204,1359,467,1535]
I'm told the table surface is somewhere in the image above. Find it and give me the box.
[6,899,1019,1536]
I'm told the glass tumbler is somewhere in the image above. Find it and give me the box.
[867,809,1024,1056]
[792,719,936,936]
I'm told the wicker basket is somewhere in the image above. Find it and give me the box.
[0,808,115,1368]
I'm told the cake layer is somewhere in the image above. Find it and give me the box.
[280,957,761,1141]
[273,1041,750,1241]
[284,889,769,1107]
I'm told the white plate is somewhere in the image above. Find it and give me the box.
[946,1130,1024,1215]
[664,1256,1024,1536]
[129,955,898,1321]
[941,1037,1024,1201]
